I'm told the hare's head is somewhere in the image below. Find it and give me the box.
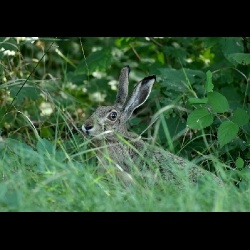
[82,66,156,141]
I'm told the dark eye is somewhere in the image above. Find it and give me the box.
[108,111,118,121]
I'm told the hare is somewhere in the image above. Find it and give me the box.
[82,66,223,186]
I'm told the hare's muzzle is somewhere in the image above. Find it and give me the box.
[82,124,94,135]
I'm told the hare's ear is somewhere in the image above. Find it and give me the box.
[122,75,156,122]
[115,65,130,109]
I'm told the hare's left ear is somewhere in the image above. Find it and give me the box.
[122,75,156,122]
[115,65,130,109]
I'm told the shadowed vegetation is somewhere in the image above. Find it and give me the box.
[0,37,249,211]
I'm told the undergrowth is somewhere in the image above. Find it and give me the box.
[0,37,249,211]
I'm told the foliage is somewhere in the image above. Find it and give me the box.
[0,137,249,211]
[0,37,250,211]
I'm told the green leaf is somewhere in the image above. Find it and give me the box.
[218,121,239,148]
[75,48,112,75]
[203,37,223,48]
[188,98,208,105]
[9,85,41,104]
[36,138,55,155]
[227,53,250,66]
[159,68,205,86]
[207,91,229,113]
[246,152,250,159]
[220,37,243,55]
[232,108,249,126]
[205,70,214,93]
[66,72,86,86]
[235,157,244,169]
[187,108,213,129]
[0,37,18,50]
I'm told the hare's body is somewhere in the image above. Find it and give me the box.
[82,66,223,186]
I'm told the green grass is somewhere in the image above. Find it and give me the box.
[0,89,249,212]
[1,37,249,212]
[0,134,249,212]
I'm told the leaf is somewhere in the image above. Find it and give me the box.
[235,157,244,169]
[227,53,250,66]
[66,72,86,86]
[232,108,249,126]
[0,37,18,50]
[36,138,55,155]
[115,37,136,47]
[203,37,223,48]
[246,152,250,159]
[205,70,214,93]
[159,68,205,85]
[9,85,41,104]
[220,38,243,55]
[207,91,229,113]
[219,86,243,109]
[163,46,187,62]
[188,98,208,105]
[75,48,112,75]
[187,108,213,129]
[218,121,239,148]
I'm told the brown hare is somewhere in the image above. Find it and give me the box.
[82,66,223,186]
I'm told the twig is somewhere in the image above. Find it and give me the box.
[148,37,163,47]
[130,45,141,61]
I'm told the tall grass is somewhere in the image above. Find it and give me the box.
[0,108,249,212]
[0,38,249,212]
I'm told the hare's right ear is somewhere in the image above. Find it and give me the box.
[122,75,156,122]
[115,65,130,109]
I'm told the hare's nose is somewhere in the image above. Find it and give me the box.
[82,124,94,135]
[84,125,93,131]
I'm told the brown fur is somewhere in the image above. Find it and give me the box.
[82,66,223,186]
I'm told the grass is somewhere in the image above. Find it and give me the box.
[0,84,249,212]
[0,39,249,212]
[0,131,249,212]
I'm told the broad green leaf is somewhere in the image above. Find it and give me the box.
[75,48,112,75]
[220,37,243,55]
[188,97,208,105]
[66,72,86,86]
[163,46,187,63]
[207,91,229,113]
[218,121,239,148]
[9,85,41,104]
[235,157,244,169]
[0,37,18,50]
[187,108,213,129]
[232,108,249,126]
[227,53,250,66]
[205,70,214,93]
[159,68,205,85]
[220,86,243,109]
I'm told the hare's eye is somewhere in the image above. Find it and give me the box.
[108,111,117,121]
